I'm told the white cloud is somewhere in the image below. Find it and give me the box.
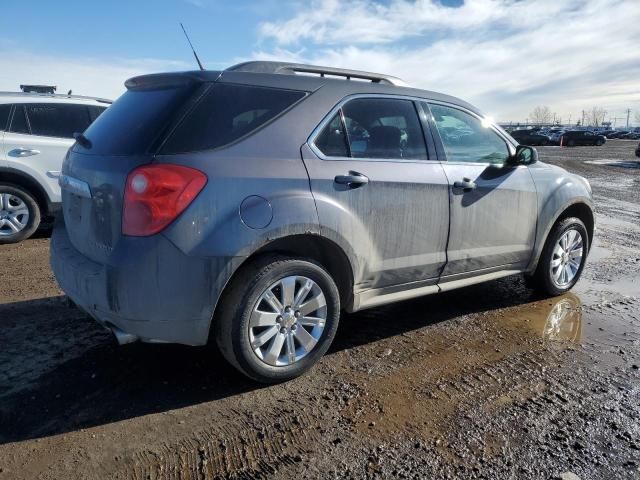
[0,49,189,101]
[257,0,640,122]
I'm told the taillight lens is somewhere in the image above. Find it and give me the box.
[122,164,207,236]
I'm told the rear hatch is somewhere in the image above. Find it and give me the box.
[61,73,210,263]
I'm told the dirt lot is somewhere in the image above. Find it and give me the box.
[0,140,638,480]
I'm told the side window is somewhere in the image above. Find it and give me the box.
[315,113,349,157]
[0,104,11,131]
[427,103,509,164]
[88,106,107,122]
[25,104,92,138]
[10,105,30,134]
[341,98,427,160]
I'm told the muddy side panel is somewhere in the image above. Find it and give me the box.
[526,161,594,272]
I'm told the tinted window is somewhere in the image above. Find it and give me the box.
[161,83,306,154]
[25,104,92,138]
[10,105,30,134]
[315,113,349,157]
[81,85,198,155]
[88,105,107,122]
[428,103,509,164]
[341,98,427,160]
[0,104,10,131]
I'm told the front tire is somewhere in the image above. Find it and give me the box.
[0,184,41,244]
[528,217,589,296]
[215,256,341,383]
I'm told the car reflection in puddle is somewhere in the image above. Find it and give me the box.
[494,293,583,344]
[540,294,582,343]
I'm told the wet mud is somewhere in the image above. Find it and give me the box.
[0,140,638,479]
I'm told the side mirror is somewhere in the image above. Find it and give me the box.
[509,145,538,166]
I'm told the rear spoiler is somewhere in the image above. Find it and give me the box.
[124,71,222,91]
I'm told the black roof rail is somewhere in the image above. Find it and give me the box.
[226,61,409,87]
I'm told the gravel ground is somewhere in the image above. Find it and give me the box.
[0,140,638,480]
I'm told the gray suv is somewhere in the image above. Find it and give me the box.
[51,62,594,383]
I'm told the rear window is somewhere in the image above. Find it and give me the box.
[79,85,198,155]
[160,83,306,154]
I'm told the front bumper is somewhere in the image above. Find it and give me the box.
[50,221,239,346]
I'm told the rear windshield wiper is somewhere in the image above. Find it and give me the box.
[73,132,92,149]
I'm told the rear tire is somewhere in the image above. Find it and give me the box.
[0,184,41,244]
[528,217,589,296]
[215,255,341,383]
[596,140,603,146]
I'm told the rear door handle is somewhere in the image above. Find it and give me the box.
[334,172,369,188]
[8,148,40,157]
[453,178,477,192]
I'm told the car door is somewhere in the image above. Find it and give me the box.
[425,102,538,278]
[301,96,450,294]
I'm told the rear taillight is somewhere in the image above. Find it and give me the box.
[122,164,207,236]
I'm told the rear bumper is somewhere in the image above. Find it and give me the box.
[50,221,241,346]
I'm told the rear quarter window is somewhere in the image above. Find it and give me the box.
[160,83,306,154]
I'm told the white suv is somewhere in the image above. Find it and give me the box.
[0,92,110,243]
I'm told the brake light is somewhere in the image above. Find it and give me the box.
[122,164,207,236]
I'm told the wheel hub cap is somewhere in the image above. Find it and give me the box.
[249,275,327,367]
[0,193,29,236]
[551,229,584,287]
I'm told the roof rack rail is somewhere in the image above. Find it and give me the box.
[0,91,113,104]
[226,61,409,87]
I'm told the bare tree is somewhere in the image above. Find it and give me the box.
[529,105,552,124]
[584,106,606,127]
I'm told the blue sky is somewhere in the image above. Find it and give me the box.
[1,0,639,124]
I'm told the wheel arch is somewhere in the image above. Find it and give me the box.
[209,233,356,342]
[0,167,53,216]
[529,200,595,273]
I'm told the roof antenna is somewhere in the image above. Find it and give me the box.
[180,23,204,71]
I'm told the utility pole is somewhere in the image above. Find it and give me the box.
[581,110,585,127]
[626,109,631,128]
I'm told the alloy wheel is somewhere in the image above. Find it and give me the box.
[550,229,584,287]
[0,193,30,237]
[249,275,327,367]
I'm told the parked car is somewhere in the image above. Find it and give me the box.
[51,61,594,383]
[548,129,566,145]
[621,132,640,140]
[561,130,606,146]
[607,130,628,139]
[509,129,551,146]
[0,92,110,243]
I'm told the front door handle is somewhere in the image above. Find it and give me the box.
[453,177,477,192]
[334,172,369,188]
[8,148,41,157]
